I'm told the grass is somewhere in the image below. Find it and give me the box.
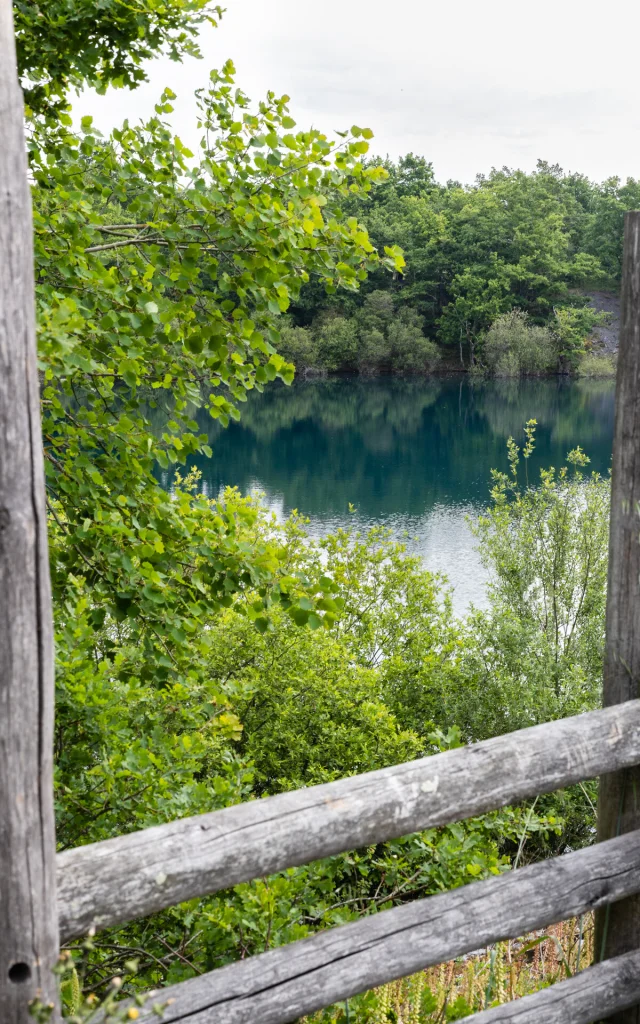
[302,916,595,1022]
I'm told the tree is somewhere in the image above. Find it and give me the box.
[34,59,406,709]
[15,0,221,117]
[438,261,509,365]
[553,305,610,371]
[481,309,556,376]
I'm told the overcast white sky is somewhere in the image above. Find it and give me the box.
[77,0,640,185]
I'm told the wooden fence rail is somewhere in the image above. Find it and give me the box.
[125,831,640,1024]
[463,949,640,1024]
[58,699,640,940]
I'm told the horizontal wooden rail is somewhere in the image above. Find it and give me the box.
[465,948,640,1023]
[128,831,640,1024]
[58,701,640,940]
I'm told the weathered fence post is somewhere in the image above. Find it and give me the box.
[596,210,640,1023]
[0,2,60,1021]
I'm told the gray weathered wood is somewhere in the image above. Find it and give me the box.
[58,700,640,940]
[0,3,60,1020]
[461,948,640,1023]
[126,830,640,1024]
[596,210,640,1023]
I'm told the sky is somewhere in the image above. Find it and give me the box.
[77,0,640,185]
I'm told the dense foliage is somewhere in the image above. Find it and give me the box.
[60,481,603,994]
[289,156,632,374]
[51,437,609,1002]
[279,290,440,374]
[35,61,408,760]
[15,0,222,117]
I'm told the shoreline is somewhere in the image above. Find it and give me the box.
[292,362,617,382]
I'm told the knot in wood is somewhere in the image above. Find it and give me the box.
[0,506,9,555]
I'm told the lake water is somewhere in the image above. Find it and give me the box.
[187,376,615,614]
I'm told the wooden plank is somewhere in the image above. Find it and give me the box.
[58,700,640,940]
[596,209,640,1023]
[461,949,640,1023]
[0,3,60,1020]
[125,831,640,1024]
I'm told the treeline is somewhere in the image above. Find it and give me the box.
[284,157,635,375]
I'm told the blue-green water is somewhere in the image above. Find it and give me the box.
[183,376,615,613]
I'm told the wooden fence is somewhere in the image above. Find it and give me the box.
[2,6,640,1023]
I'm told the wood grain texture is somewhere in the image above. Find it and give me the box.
[58,700,640,940]
[0,3,59,1020]
[127,831,640,1024]
[596,211,640,1023]
[462,949,640,1023]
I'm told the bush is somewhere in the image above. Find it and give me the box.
[278,322,320,373]
[67,516,550,989]
[297,292,440,374]
[576,351,616,378]
[358,289,396,327]
[472,423,609,708]
[314,315,360,371]
[481,310,556,375]
[553,306,611,370]
[387,309,441,372]
[381,423,609,855]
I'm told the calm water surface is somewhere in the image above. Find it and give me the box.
[187,376,615,614]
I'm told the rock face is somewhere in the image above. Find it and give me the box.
[585,290,621,353]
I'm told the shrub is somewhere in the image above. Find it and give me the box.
[357,327,387,371]
[304,293,440,374]
[314,316,360,371]
[575,351,616,378]
[553,306,611,370]
[387,309,441,372]
[278,322,320,373]
[481,310,556,375]
[358,289,396,327]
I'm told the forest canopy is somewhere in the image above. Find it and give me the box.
[286,155,633,374]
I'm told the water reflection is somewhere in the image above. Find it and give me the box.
[173,376,615,612]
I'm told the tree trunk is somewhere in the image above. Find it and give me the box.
[596,210,640,1023]
[466,325,475,366]
[0,3,60,1020]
